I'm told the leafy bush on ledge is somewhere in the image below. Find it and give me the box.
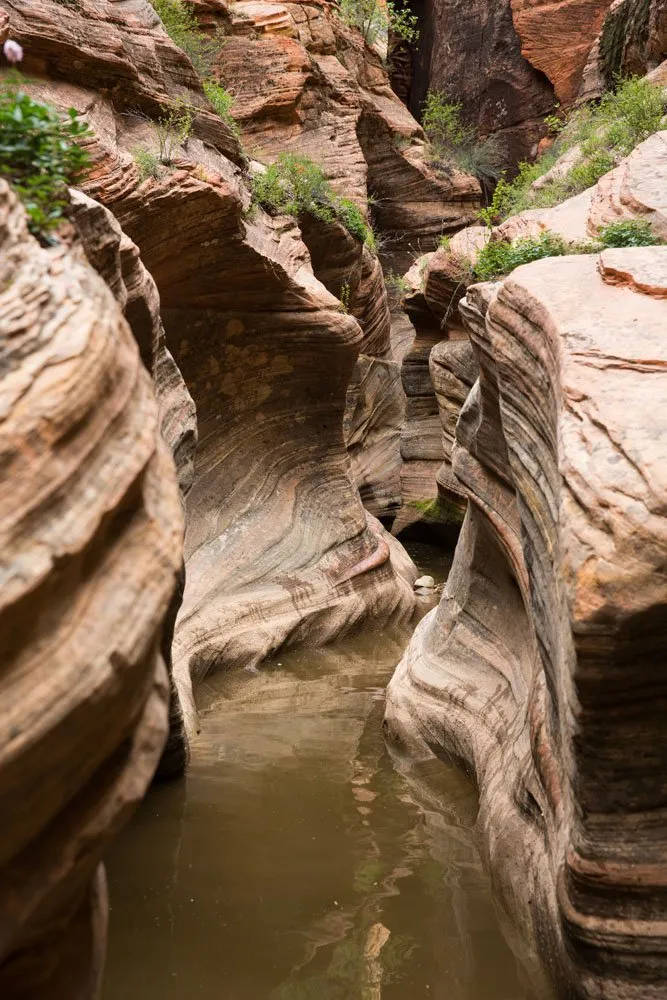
[472,221,665,281]
[479,76,665,225]
[203,81,239,136]
[0,81,91,235]
[149,0,221,76]
[598,218,664,247]
[339,0,418,51]
[422,91,503,182]
[149,0,240,140]
[251,154,376,248]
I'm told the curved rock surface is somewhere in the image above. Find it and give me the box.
[386,246,667,998]
[510,0,615,105]
[69,189,197,778]
[0,0,418,737]
[0,182,183,995]
[399,129,667,534]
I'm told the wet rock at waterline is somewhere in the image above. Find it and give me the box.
[0,182,183,996]
[386,246,667,998]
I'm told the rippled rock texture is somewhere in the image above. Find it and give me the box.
[214,0,481,249]
[397,128,667,538]
[0,182,184,995]
[204,0,482,250]
[386,245,667,997]
[0,0,419,736]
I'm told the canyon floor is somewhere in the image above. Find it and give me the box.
[102,543,549,1000]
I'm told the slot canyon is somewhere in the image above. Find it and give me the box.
[0,0,666,997]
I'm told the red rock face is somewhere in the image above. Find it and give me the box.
[510,0,615,105]
[409,0,556,164]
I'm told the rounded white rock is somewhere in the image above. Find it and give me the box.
[414,575,435,590]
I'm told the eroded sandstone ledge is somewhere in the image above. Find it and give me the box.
[386,246,667,998]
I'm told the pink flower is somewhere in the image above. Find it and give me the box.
[3,39,23,64]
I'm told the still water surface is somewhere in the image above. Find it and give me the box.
[103,543,543,1000]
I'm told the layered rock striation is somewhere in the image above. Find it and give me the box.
[206,0,482,249]
[0,182,184,995]
[386,245,667,997]
[0,0,422,737]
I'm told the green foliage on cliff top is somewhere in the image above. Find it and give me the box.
[251,154,376,248]
[339,0,418,49]
[479,76,665,225]
[422,91,503,182]
[472,220,666,280]
[0,80,91,236]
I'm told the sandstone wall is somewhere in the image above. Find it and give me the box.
[409,0,616,162]
[0,0,424,737]
[0,181,183,996]
[386,245,667,997]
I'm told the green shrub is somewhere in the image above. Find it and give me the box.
[473,230,594,281]
[598,219,664,247]
[480,76,665,224]
[252,154,375,247]
[473,221,664,281]
[422,91,502,182]
[0,81,91,235]
[149,0,221,75]
[339,0,418,49]
[134,148,163,181]
[202,81,239,135]
[599,74,665,154]
[154,100,193,163]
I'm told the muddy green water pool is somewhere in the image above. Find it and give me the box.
[103,542,545,1000]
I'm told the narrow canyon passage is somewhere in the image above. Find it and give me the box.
[102,544,544,1000]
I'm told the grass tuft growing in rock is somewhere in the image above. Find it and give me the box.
[251,154,376,248]
[133,147,163,181]
[0,80,91,236]
[422,91,503,182]
[203,81,239,136]
[479,76,665,225]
